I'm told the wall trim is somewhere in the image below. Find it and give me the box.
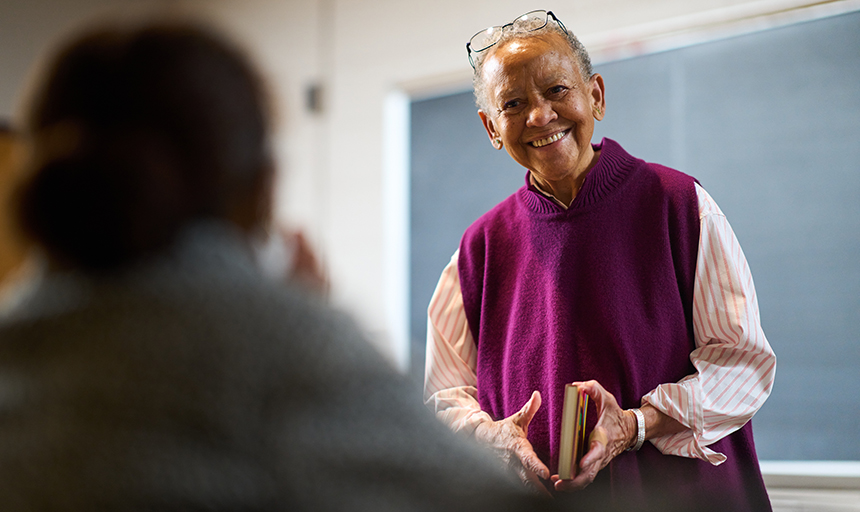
[382,89,411,372]
[586,0,860,63]
[761,461,860,489]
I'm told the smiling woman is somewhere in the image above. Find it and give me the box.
[477,32,605,206]
[423,9,776,512]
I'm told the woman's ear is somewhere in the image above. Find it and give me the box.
[478,110,503,150]
[590,73,606,121]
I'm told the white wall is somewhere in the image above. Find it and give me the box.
[1,0,845,366]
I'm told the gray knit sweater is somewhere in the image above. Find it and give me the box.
[0,222,549,512]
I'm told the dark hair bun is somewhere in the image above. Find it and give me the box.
[20,127,185,270]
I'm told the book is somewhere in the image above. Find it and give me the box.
[557,384,588,480]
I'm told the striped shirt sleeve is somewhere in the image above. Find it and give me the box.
[423,251,492,434]
[423,184,776,463]
[641,183,776,464]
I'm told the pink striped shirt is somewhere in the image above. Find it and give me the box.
[424,183,776,465]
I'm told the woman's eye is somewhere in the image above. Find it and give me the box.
[548,85,567,96]
[503,99,521,110]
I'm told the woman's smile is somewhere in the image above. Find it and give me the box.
[530,129,568,148]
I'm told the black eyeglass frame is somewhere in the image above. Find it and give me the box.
[465,10,567,69]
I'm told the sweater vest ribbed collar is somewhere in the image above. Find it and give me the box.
[520,138,637,214]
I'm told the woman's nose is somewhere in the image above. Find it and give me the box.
[526,98,556,127]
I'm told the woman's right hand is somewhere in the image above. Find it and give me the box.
[473,390,550,495]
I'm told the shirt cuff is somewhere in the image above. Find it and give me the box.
[641,377,727,465]
[649,431,727,465]
[426,387,493,435]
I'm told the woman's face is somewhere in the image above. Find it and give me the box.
[478,32,605,187]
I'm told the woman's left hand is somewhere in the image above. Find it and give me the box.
[551,379,635,492]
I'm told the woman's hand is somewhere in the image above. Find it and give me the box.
[286,229,329,295]
[552,380,636,492]
[551,380,687,492]
[474,390,551,495]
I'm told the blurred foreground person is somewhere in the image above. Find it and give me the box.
[0,20,550,512]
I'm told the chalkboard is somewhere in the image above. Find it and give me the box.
[410,10,860,461]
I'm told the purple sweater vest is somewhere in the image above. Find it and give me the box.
[459,139,770,511]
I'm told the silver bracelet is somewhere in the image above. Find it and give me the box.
[626,408,645,452]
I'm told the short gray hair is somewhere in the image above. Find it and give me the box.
[472,21,593,113]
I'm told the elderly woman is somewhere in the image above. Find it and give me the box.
[0,20,550,512]
[425,10,776,512]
